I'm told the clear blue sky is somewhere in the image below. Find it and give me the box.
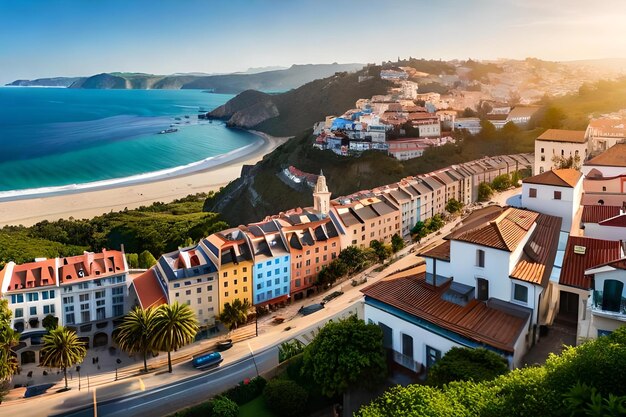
[1,0,625,83]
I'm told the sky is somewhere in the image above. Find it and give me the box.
[1,0,626,84]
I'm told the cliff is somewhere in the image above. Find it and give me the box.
[6,77,85,87]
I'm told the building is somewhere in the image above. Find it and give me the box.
[386,138,429,161]
[585,117,626,156]
[330,195,401,249]
[453,117,481,134]
[202,229,253,313]
[505,106,540,127]
[534,129,587,174]
[153,244,220,328]
[581,205,626,241]
[557,236,623,344]
[363,206,562,370]
[582,143,626,206]
[243,220,291,307]
[0,250,130,365]
[522,169,583,232]
[580,258,626,339]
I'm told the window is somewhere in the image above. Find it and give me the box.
[266,271,272,277]
[42,291,49,300]
[79,294,89,302]
[11,294,24,304]
[197,288,202,293]
[186,290,191,295]
[96,307,106,320]
[65,313,75,324]
[266,280,271,287]
[275,268,279,275]
[257,273,263,279]
[266,261,272,266]
[242,267,247,272]
[295,279,301,287]
[476,250,485,268]
[529,188,537,198]
[275,259,279,265]
[274,278,280,285]
[561,149,565,156]
[95,290,105,299]
[44,305,55,315]
[112,305,123,317]
[257,283,262,290]
[29,306,37,316]
[184,281,191,286]
[284,276,288,283]
[197,298,201,304]
[539,167,544,173]
[207,296,213,303]
[15,308,23,318]
[283,267,288,273]
[513,284,528,303]
[81,311,90,323]
[27,293,39,302]
[602,186,607,191]
[207,285,213,291]
[284,256,289,262]
[554,191,561,200]
[173,283,180,288]
[234,279,238,285]
[540,155,545,162]
[402,333,414,359]
[224,281,228,288]
[63,296,74,304]
[541,147,544,153]
[223,272,228,278]
[224,291,229,297]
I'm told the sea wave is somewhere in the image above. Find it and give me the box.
[0,136,263,202]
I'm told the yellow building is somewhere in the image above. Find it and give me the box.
[201,229,253,314]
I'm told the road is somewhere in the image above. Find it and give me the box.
[53,347,278,417]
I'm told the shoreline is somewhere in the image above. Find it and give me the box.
[0,130,290,227]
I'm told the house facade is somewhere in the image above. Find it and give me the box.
[534,129,587,174]
[582,143,626,206]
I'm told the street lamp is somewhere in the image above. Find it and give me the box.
[115,358,122,381]
[76,366,81,391]
[247,342,259,378]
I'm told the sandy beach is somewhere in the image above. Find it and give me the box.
[0,131,289,227]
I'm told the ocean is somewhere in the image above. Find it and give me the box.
[0,87,257,192]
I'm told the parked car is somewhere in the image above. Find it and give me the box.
[323,291,344,303]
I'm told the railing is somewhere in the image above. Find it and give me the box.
[590,291,626,319]
[393,350,421,373]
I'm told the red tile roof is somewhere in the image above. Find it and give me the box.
[132,269,167,309]
[4,258,57,291]
[58,250,126,284]
[537,129,586,143]
[586,143,626,167]
[599,214,626,227]
[420,240,451,261]
[362,274,529,352]
[582,205,622,224]
[510,213,562,286]
[454,208,538,252]
[559,236,622,289]
[522,169,581,188]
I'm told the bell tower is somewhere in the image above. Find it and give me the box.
[313,170,332,216]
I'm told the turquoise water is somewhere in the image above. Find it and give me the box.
[0,88,257,192]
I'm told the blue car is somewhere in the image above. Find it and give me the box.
[192,351,223,369]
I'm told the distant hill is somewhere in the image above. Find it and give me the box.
[6,76,86,87]
[207,66,392,136]
[8,63,364,93]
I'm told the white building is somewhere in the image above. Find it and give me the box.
[505,106,540,127]
[585,117,626,156]
[581,205,626,241]
[522,168,583,232]
[534,129,587,174]
[1,250,130,365]
[363,206,562,370]
[453,117,481,134]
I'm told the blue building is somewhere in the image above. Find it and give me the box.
[242,220,291,307]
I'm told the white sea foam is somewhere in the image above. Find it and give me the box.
[0,135,263,202]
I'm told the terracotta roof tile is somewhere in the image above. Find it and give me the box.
[582,205,622,223]
[361,274,529,352]
[599,214,626,227]
[559,236,622,289]
[586,143,626,167]
[420,240,451,261]
[132,269,167,309]
[454,208,538,252]
[523,169,582,188]
[537,129,586,143]
[510,213,562,286]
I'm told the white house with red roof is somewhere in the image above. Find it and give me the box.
[1,250,129,365]
[534,129,587,175]
[582,143,626,206]
[581,205,626,241]
[522,168,583,233]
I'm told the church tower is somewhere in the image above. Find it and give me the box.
[313,170,332,216]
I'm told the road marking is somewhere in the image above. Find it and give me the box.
[93,388,98,417]
[138,378,145,391]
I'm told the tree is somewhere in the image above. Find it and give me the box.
[125,253,139,269]
[209,395,239,417]
[369,240,393,264]
[391,234,405,253]
[42,314,58,331]
[427,347,509,387]
[478,182,493,202]
[113,306,158,373]
[411,221,428,243]
[40,327,87,390]
[302,315,386,397]
[138,250,157,269]
[425,214,445,232]
[445,198,463,215]
[0,300,19,383]
[540,105,566,129]
[316,260,347,288]
[338,246,369,275]
[150,303,199,373]
[263,379,309,417]
[218,299,251,331]
[491,174,511,191]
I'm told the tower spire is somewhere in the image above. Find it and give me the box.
[313,170,331,216]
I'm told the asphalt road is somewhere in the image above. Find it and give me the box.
[52,347,278,417]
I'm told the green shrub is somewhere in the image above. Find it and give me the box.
[263,379,308,417]
[125,253,139,268]
[428,347,509,387]
[222,376,266,405]
[138,250,157,269]
[209,396,238,417]
[278,340,305,363]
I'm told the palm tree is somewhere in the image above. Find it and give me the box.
[219,298,251,331]
[150,303,198,373]
[113,306,157,373]
[0,299,19,382]
[40,327,86,390]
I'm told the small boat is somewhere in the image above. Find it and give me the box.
[184,115,190,119]
[158,128,178,134]
[175,117,181,121]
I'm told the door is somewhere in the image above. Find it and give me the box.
[602,280,624,312]
[477,278,489,301]
[425,345,441,368]
[378,322,393,349]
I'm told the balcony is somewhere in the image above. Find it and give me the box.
[392,350,421,373]
[590,291,626,321]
